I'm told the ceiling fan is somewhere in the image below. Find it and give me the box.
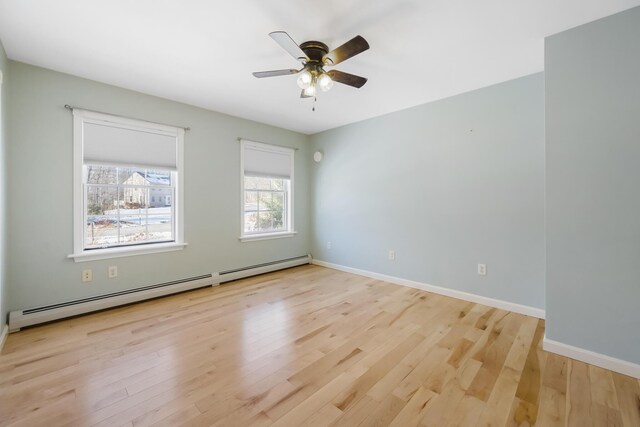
[253,31,370,98]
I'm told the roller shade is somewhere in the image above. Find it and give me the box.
[242,140,293,179]
[80,114,180,170]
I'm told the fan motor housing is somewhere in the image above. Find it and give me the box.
[300,41,329,63]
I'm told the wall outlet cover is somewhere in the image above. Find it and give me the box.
[108,266,118,278]
[478,264,487,276]
[82,269,93,282]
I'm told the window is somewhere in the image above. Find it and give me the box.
[70,109,185,261]
[240,140,295,241]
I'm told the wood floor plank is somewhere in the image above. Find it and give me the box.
[612,371,640,427]
[536,352,568,426]
[389,386,437,427]
[0,265,638,426]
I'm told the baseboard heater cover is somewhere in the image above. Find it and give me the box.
[218,254,311,283]
[9,273,216,332]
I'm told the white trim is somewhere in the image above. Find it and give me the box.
[73,110,84,254]
[0,325,8,352]
[239,139,295,240]
[175,128,185,246]
[72,110,185,258]
[9,275,217,332]
[543,336,640,379]
[9,255,310,332]
[69,242,187,262]
[311,259,545,319]
[72,108,181,135]
[219,255,311,282]
[239,138,298,153]
[239,231,298,242]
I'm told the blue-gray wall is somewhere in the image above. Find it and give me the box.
[6,61,311,311]
[545,7,640,364]
[310,74,545,310]
[0,41,8,329]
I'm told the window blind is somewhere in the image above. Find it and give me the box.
[79,114,180,170]
[242,140,293,179]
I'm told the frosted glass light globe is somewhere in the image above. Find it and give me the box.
[318,73,334,92]
[303,85,316,97]
[296,70,312,89]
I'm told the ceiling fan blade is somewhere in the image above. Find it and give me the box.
[252,69,300,78]
[323,35,369,66]
[300,90,312,98]
[327,70,368,88]
[269,31,309,62]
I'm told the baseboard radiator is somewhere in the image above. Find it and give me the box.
[8,255,311,332]
[8,274,216,332]
[218,254,311,283]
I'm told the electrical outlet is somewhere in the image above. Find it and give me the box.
[82,269,93,283]
[478,264,487,276]
[327,241,332,250]
[388,250,396,261]
[108,266,118,279]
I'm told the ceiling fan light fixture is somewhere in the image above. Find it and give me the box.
[303,84,316,97]
[254,31,369,97]
[318,73,334,92]
[296,69,313,89]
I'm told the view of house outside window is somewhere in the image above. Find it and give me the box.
[85,165,174,249]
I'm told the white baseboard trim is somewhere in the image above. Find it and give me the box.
[9,275,218,332]
[543,336,640,379]
[0,324,8,353]
[8,256,312,332]
[311,259,545,319]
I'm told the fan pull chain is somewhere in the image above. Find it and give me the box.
[312,96,317,112]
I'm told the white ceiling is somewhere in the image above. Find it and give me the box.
[1,0,639,134]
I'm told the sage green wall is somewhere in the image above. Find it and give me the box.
[6,61,311,311]
[310,74,545,310]
[545,6,640,364]
[0,41,8,327]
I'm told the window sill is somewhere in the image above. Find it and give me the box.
[69,242,187,262]
[239,231,297,242]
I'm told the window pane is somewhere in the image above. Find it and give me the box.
[120,186,149,209]
[258,212,274,231]
[118,167,144,185]
[271,179,284,190]
[119,214,148,244]
[86,165,117,184]
[86,186,118,248]
[244,212,258,233]
[86,215,119,248]
[272,192,284,210]
[147,215,173,242]
[258,192,273,211]
[146,170,171,186]
[149,187,173,207]
[255,177,272,190]
[271,206,285,230]
[242,176,290,236]
[244,191,258,212]
[120,213,174,244]
[244,176,258,190]
[86,185,118,215]
[273,212,284,230]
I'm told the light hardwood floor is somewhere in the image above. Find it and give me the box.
[0,265,639,426]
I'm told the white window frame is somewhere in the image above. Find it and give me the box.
[239,139,296,242]
[69,109,186,262]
